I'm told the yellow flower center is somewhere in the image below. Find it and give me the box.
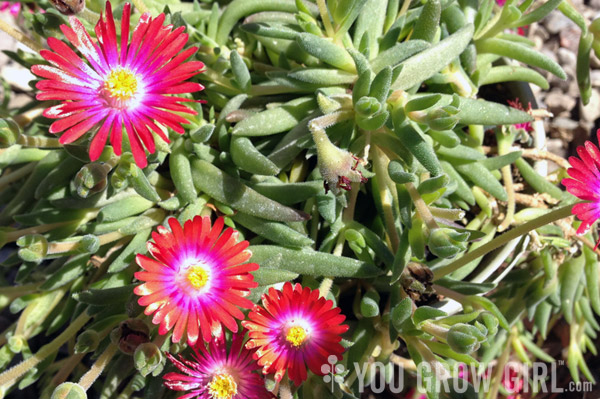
[286,326,308,348]
[187,264,209,289]
[207,373,237,399]
[104,68,138,102]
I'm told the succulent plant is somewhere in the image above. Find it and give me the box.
[0,0,599,398]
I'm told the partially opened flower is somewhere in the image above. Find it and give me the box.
[562,131,600,247]
[164,332,273,399]
[242,282,349,385]
[134,216,258,345]
[31,1,204,168]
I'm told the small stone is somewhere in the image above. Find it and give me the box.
[552,117,579,131]
[580,89,600,122]
[557,48,576,71]
[544,90,576,115]
[590,70,600,87]
[544,12,575,35]
[1,65,35,92]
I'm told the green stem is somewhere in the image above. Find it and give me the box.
[17,135,61,148]
[0,18,42,52]
[406,182,438,231]
[433,204,574,279]
[131,0,149,14]
[316,0,335,37]
[78,342,118,390]
[0,163,35,192]
[0,312,91,389]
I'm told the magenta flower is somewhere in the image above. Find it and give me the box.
[242,282,349,385]
[164,332,274,399]
[0,2,20,15]
[562,133,600,247]
[31,1,204,168]
[134,216,259,345]
[507,99,533,132]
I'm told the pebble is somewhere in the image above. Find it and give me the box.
[579,89,600,122]
[544,90,576,115]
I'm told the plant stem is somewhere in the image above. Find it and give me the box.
[0,163,35,192]
[433,204,575,279]
[131,0,149,14]
[78,342,118,390]
[80,8,101,25]
[406,182,439,231]
[316,0,335,37]
[16,135,61,148]
[4,221,71,242]
[0,18,42,52]
[0,312,91,389]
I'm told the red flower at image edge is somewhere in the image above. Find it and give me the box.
[134,216,258,345]
[242,282,349,385]
[562,130,600,248]
[31,1,204,168]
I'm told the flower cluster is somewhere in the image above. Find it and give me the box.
[133,217,348,397]
[32,1,204,168]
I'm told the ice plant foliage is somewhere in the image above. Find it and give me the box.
[31,1,204,167]
[134,216,258,345]
[164,333,273,399]
[562,130,600,247]
[242,282,349,385]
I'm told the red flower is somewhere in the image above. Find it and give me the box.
[134,217,258,345]
[31,1,204,168]
[242,282,348,385]
[507,99,533,132]
[164,332,274,399]
[562,131,600,248]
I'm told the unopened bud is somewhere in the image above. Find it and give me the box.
[428,228,468,259]
[74,330,100,354]
[111,319,150,355]
[134,342,163,377]
[0,118,21,148]
[49,0,85,15]
[17,234,48,263]
[73,163,110,198]
[51,382,87,399]
[7,335,24,354]
[447,323,482,354]
[480,312,499,337]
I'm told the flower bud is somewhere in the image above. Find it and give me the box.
[7,334,24,354]
[447,323,482,354]
[427,228,468,259]
[134,342,163,377]
[0,118,21,148]
[74,330,100,354]
[479,312,499,337]
[355,97,382,117]
[76,235,100,254]
[51,382,87,399]
[72,163,110,198]
[16,234,48,263]
[111,319,150,355]
[49,0,85,15]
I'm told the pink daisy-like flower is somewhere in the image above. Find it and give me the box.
[133,216,259,345]
[507,99,533,132]
[31,1,204,168]
[163,332,274,399]
[242,282,349,386]
[562,131,600,247]
[0,1,20,15]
